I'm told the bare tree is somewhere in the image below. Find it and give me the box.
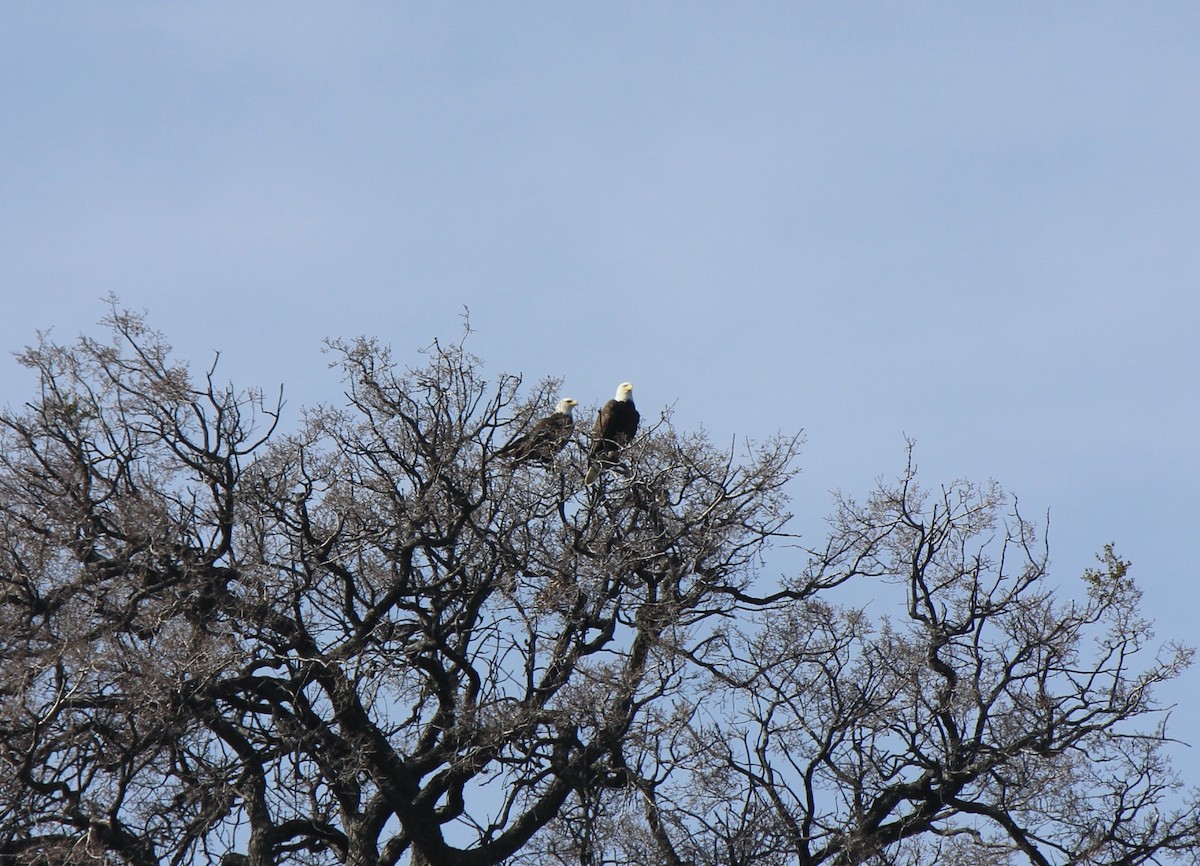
[579,458,1200,866]
[0,308,1195,866]
[0,307,799,866]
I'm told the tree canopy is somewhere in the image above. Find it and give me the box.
[1,308,1196,866]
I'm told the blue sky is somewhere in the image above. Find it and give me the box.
[3,3,1198,781]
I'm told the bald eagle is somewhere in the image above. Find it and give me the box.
[496,398,578,465]
[585,382,639,484]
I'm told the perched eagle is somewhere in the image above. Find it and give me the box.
[585,382,640,484]
[496,398,579,465]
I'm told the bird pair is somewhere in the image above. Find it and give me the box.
[496,382,640,483]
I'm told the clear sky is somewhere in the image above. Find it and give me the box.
[3,4,1198,782]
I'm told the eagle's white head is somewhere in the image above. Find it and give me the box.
[615,382,634,402]
[555,398,578,415]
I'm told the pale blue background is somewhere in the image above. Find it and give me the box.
[3,4,1197,788]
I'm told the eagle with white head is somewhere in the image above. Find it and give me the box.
[585,382,639,484]
[496,398,579,465]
